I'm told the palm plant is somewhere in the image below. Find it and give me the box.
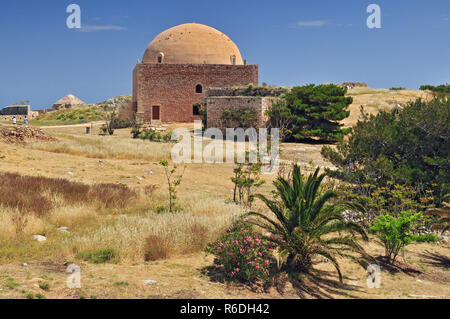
[245,165,371,282]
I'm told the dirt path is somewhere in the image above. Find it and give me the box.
[37,121,104,129]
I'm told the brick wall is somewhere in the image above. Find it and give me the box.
[133,63,258,123]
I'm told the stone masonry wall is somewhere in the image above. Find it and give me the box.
[206,96,277,132]
[133,63,258,123]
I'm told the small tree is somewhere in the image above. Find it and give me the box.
[370,210,424,264]
[100,104,118,136]
[265,99,293,140]
[159,160,184,213]
[231,162,265,208]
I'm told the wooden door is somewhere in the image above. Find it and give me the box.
[152,105,160,120]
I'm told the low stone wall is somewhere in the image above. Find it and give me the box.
[206,95,278,132]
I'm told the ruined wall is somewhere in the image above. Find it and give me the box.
[206,96,277,132]
[0,105,31,121]
[133,63,258,123]
[0,105,30,116]
[118,102,137,121]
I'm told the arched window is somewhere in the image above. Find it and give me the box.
[157,52,164,64]
[231,55,236,65]
[195,84,203,94]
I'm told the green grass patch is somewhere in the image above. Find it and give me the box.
[77,248,116,264]
[114,281,129,287]
[38,280,50,291]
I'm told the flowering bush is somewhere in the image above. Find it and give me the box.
[206,222,274,284]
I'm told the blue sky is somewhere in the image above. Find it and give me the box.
[0,0,449,109]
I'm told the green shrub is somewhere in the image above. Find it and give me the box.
[370,210,429,263]
[35,293,46,299]
[322,97,450,205]
[411,233,440,243]
[220,108,257,129]
[338,182,435,227]
[138,130,173,143]
[114,281,129,286]
[206,222,274,284]
[77,248,116,264]
[420,84,450,94]
[6,277,19,289]
[38,281,50,291]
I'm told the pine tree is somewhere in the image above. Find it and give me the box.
[281,84,352,142]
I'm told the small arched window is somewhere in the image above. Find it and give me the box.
[231,55,236,65]
[157,52,164,64]
[195,84,203,94]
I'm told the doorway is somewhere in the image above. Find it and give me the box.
[152,105,160,121]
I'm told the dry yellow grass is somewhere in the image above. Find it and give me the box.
[0,104,448,299]
[29,134,172,161]
[342,87,433,127]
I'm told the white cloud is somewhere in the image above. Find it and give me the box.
[296,20,327,27]
[78,25,126,32]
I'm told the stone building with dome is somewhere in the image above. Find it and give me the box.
[127,23,258,124]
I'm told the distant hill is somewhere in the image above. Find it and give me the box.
[342,87,433,127]
[31,95,132,126]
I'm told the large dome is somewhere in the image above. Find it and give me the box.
[142,23,244,65]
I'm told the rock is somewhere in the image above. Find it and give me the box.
[58,227,69,234]
[441,236,448,243]
[144,280,157,286]
[68,172,74,175]
[32,235,47,242]
[22,263,28,267]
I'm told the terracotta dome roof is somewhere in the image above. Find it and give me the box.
[142,23,244,65]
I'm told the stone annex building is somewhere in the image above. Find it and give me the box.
[125,23,259,124]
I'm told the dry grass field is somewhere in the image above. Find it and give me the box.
[0,88,448,299]
[343,87,432,127]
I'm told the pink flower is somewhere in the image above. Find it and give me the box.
[236,268,240,272]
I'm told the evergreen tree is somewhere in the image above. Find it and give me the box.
[276,84,352,142]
